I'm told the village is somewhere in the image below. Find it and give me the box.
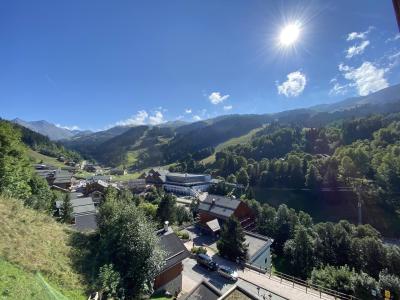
[33,160,349,300]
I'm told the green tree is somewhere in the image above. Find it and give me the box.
[284,225,315,277]
[97,197,166,297]
[217,216,248,262]
[26,175,55,211]
[379,270,400,300]
[236,168,249,187]
[226,174,237,184]
[0,122,32,200]
[176,206,193,225]
[156,193,177,224]
[97,264,123,299]
[60,193,74,223]
[305,164,322,189]
[138,202,158,220]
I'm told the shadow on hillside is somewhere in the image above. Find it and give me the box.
[68,230,101,290]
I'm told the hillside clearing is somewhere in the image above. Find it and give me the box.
[27,149,66,168]
[201,126,264,164]
[0,196,88,299]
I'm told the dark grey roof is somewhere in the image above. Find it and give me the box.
[56,197,94,209]
[72,203,96,216]
[198,194,241,219]
[158,231,190,273]
[74,213,97,231]
[184,281,221,300]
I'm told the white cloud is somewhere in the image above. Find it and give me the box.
[115,110,165,126]
[329,82,350,96]
[208,92,230,104]
[185,108,192,114]
[193,115,202,121]
[56,124,80,131]
[223,105,233,111]
[338,63,350,72]
[148,111,165,125]
[277,71,307,97]
[116,110,148,126]
[339,62,388,96]
[346,40,370,59]
[346,26,374,41]
[386,33,400,43]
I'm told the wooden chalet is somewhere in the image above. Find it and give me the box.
[198,194,255,233]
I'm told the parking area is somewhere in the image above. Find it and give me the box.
[181,257,236,295]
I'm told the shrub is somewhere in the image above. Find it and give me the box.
[191,246,207,255]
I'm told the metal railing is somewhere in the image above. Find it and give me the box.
[267,269,358,300]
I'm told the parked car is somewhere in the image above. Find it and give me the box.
[196,253,218,271]
[217,265,238,281]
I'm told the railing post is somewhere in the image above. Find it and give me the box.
[292,275,295,287]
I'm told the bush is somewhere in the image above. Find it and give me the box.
[176,231,190,240]
[191,246,207,255]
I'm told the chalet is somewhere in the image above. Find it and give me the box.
[85,179,110,194]
[84,164,102,173]
[154,222,190,295]
[47,169,74,190]
[198,194,255,233]
[109,168,127,176]
[123,179,147,192]
[143,168,169,186]
[56,195,97,231]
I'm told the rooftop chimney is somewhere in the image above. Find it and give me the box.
[164,221,169,232]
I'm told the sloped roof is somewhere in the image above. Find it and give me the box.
[184,281,220,300]
[206,219,221,232]
[74,213,97,231]
[198,194,241,219]
[157,230,190,273]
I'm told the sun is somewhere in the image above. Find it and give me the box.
[279,22,301,47]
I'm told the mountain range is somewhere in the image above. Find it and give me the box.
[10,83,400,169]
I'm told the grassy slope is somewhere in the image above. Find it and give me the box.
[201,126,264,164]
[0,196,88,299]
[27,149,66,168]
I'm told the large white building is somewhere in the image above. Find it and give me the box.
[163,173,212,196]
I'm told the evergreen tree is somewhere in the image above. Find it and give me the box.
[284,225,315,278]
[60,193,73,223]
[156,193,177,224]
[305,164,322,189]
[217,216,248,262]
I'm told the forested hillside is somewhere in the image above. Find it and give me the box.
[61,85,400,170]
[1,119,81,162]
[171,113,400,236]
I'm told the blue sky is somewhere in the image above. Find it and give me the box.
[0,0,399,131]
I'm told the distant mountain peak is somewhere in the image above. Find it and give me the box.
[11,118,87,141]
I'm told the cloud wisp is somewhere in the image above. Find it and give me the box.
[223,105,233,111]
[115,110,165,127]
[346,40,370,59]
[56,124,80,131]
[208,92,230,104]
[277,71,307,97]
[346,26,374,41]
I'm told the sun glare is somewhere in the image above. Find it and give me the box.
[279,22,301,46]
